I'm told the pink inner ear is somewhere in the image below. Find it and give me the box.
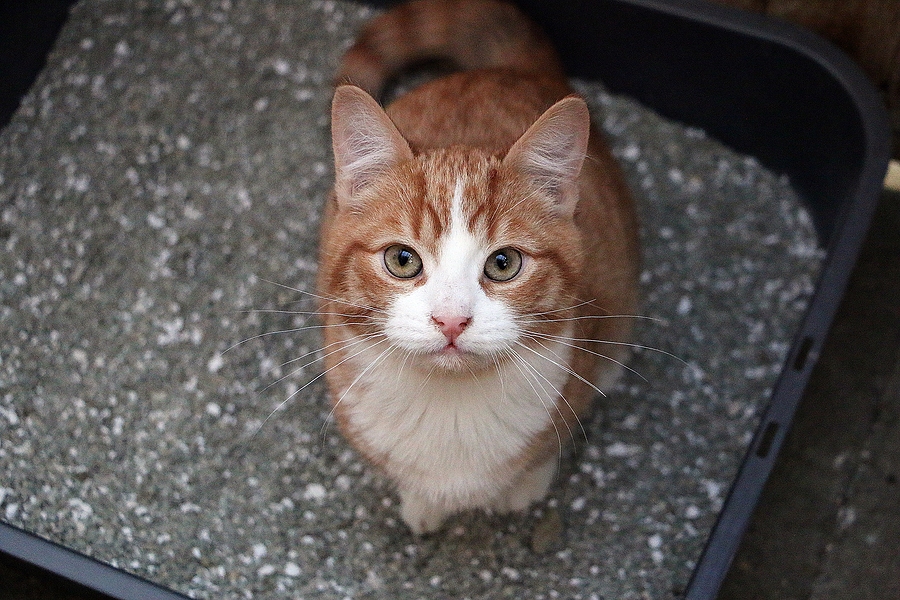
[502,96,591,217]
[331,85,414,202]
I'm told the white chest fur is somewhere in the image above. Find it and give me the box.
[338,335,573,511]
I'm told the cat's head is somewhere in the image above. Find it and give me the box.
[320,85,590,373]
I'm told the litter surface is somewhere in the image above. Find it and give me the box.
[0,1,822,598]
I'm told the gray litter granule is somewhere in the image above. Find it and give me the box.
[0,1,822,598]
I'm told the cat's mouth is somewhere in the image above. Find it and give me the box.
[439,342,463,355]
[426,341,498,373]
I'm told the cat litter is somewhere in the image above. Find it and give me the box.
[0,1,822,599]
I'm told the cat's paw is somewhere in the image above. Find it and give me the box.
[399,489,448,535]
[493,458,557,514]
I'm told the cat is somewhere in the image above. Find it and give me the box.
[316,0,640,535]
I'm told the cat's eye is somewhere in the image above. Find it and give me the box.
[484,248,523,282]
[383,244,423,279]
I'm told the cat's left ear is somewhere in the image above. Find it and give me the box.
[331,84,414,204]
[502,96,590,218]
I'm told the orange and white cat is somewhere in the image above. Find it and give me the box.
[316,0,639,534]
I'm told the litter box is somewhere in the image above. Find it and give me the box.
[0,0,891,599]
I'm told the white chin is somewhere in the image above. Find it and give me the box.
[427,344,497,373]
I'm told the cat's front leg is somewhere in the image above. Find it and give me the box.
[493,456,557,514]
[398,488,450,535]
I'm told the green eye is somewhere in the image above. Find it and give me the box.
[383,244,423,279]
[484,248,522,282]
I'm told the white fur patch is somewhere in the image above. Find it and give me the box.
[341,330,572,513]
[383,178,518,356]
[344,177,576,529]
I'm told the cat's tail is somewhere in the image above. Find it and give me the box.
[336,0,564,97]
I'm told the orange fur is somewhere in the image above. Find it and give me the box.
[316,0,639,533]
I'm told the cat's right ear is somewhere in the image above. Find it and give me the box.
[331,84,413,204]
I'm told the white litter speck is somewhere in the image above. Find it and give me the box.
[273,59,291,75]
[284,562,301,577]
[620,143,640,161]
[68,498,93,521]
[146,213,165,229]
[303,483,327,502]
[252,543,267,560]
[71,348,89,371]
[838,506,857,529]
[701,479,723,502]
[257,564,275,577]
[677,296,693,315]
[606,442,642,457]
[648,533,663,549]
[205,402,222,417]
[207,354,224,373]
[0,407,19,426]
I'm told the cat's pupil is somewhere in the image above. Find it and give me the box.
[495,254,509,270]
[398,250,411,266]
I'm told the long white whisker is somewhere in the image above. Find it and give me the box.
[248,336,388,439]
[505,347,572,455]
[240,308,385,320]
[519,314,666,326]
[322,340,396,443]
[513,342,587,444]
[523,330,649,381]
[516,348,587,454]
[520,299,602,318]
[258,278,389,315]
[503,348,563,460]
[259,332,384,393]
[517,338,607,398]
[221,320,375,355]
[527,330,687,366]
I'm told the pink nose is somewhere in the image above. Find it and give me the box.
[432,315,470,343]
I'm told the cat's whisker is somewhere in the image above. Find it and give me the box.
[516,338,607,399]
[321,339,396,444]
[522,330,648,382]
[492,353,507,400]
[509,346,581,449]
[394,347,414,384]
[248,335,388,440]
[220,320,375,355]
[259,278,390,316]
[502,347,565,461]
[519,314,666,326]
[520,299,598,318]
[527,330,687,366]
[259,332,385,394]
[240,308,385,320]
[512,342,589,443]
